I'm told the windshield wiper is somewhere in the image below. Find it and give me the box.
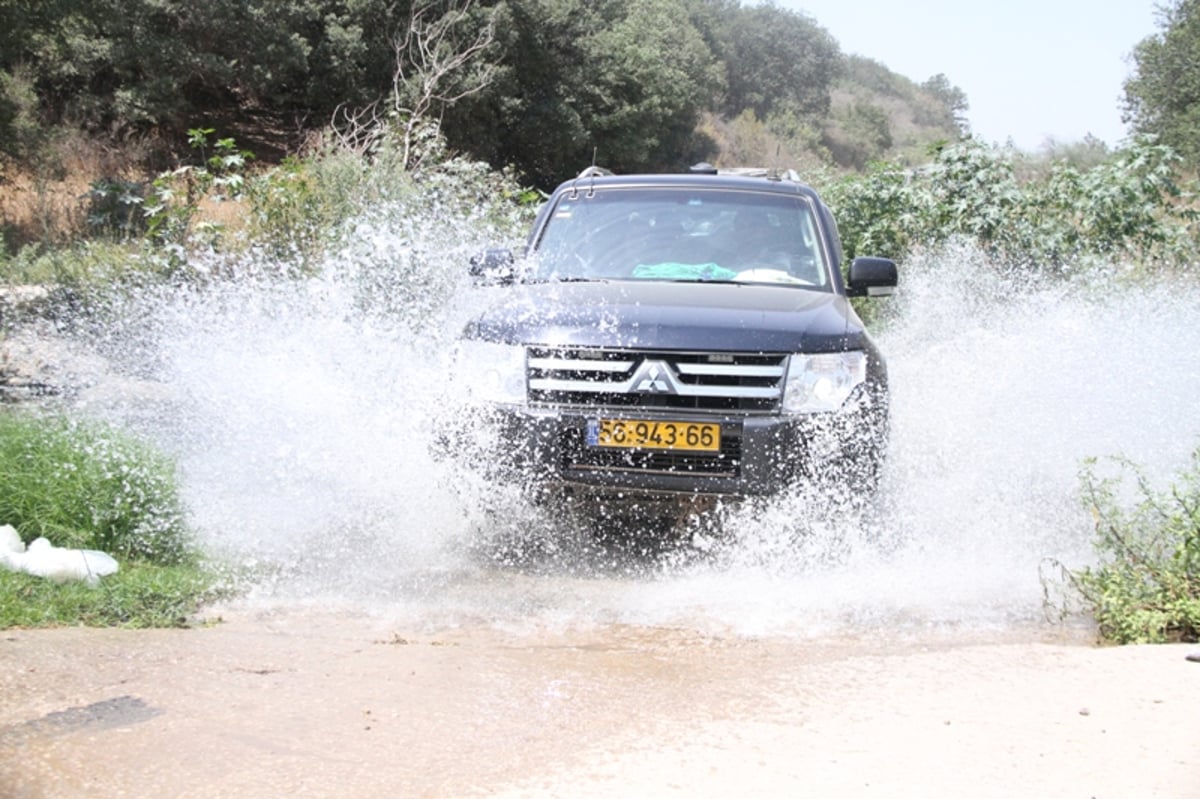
[522,276,608,284]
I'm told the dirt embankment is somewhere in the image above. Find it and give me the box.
[1,608,1198,798]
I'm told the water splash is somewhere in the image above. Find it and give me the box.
[46,233,1200,636]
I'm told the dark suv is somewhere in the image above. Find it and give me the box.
[450,164,897,520]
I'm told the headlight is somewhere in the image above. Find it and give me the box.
[454,339,527,404]
[782,351,867,413]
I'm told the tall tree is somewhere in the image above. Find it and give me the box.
[1123,0,1200,165]
[721,2,841,119]
[446,0,720,186]
[921,73,970,135]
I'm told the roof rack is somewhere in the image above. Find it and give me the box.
[568,163,805,191]
[568,165,612,199]
[689,163,803,183]
[575,166,612,179]
[716,166,770,177]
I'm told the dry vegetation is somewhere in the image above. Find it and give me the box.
[1,134,152,247]
[0,133,257,251]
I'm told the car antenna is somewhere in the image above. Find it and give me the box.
[570,149,609,199]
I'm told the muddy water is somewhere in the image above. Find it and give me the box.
[2,610,1198,798]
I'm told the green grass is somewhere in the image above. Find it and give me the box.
[0,562,228,628]
[0,409,228,628]
[0,410,190,561]
[0,239,162,288]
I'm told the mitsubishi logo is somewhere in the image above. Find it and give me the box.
[631,360,676,394]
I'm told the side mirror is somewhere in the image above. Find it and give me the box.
[846,256,898,297]
[469,248,516,285]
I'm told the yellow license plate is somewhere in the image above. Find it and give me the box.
[587,419,721,452]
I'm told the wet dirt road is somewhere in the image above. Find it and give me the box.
[2,608,1198,798]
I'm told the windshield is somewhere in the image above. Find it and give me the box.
[529,187,831,289]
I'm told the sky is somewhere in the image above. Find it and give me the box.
[778,0,1162,150]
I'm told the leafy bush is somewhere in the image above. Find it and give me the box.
[244,153,347,268]
[0,411,191,564]
[85,177,147,240]
[1069,448,1200,644]
[143,128,252,249]
[819,136,1198,272]
[247,124,540,282]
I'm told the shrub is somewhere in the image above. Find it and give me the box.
[249,125,538,249]
[85,177,148,241]
[1068,447,1200,644]
[0,239,181,340]
[818,136,1198,271]
[141,128,252,262]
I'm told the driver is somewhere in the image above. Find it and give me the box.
[734,211,791,271]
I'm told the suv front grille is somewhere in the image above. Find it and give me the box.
[527,347,786,413]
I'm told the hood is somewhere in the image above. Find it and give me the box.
[462,280,866,353]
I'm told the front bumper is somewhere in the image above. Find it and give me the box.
[442,387,886,500]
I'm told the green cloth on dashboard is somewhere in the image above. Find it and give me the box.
[630,262,738,281]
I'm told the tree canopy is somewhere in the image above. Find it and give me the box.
[1124,0,1200,168]
[0,0,968,183]
[721,2,842,119]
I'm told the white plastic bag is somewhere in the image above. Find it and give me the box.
[0,524,119,585]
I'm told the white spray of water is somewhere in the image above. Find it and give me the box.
[74,233,1200,637]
